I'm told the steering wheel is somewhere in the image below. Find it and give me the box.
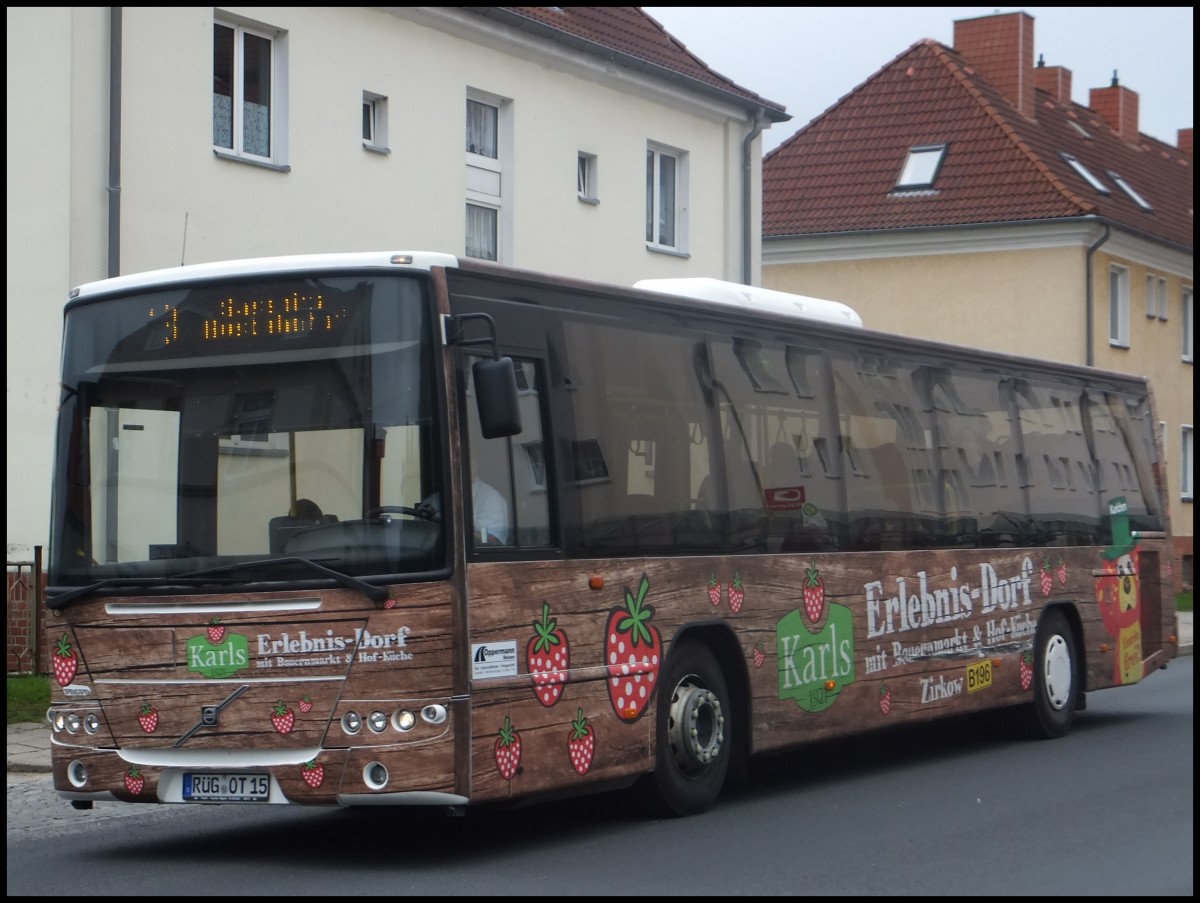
[368,505,440,523]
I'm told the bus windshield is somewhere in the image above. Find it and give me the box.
[49,271,445,586]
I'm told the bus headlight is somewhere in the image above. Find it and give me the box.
[421,704,447,725]
[367,711,388,733]
[392,709,417,732]
[341,711,362,735]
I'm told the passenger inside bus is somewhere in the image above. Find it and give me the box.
[418,477,511,544]
[471,477,510,544]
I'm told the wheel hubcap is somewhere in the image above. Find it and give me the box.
[667,679,725,774]
[1042,634,1072,711]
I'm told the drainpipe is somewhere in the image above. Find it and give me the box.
[1085,224,1111,366]
[741,111,767,286]
[107,7,122,278]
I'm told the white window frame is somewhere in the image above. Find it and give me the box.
[1108,171,1153,211]
[1182,424,1193,501]
[646,142,688,254]
[896,144,947,189]
[1109,264,1130,348]
[362,91,389,154]
[465,90,509,262]
[212,14,289,169]
[1062,153,1109,194]
[578,152,598,204]
[1183,286,1193,363]
[1145,274,1168,320]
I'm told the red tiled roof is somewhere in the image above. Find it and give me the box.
[763,39,1192,251]
[472,7,787,118]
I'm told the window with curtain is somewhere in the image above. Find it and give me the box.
[213,19,276,159]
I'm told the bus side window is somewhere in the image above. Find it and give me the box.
[467,356,551,548]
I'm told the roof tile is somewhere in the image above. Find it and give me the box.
[764,39,1192,249]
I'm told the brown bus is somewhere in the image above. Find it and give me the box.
[45,251,1178,816]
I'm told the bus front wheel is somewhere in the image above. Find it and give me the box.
[651,639,731,816]
[1024,608,1079,739]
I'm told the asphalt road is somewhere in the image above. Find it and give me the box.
[8,655,1192,896]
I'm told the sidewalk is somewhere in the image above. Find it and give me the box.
[7,613,1192,775]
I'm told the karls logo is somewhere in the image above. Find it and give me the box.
[776,603,856,713]
[187,633,250,679]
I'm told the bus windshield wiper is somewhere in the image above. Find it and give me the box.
[179,557,389,604]
[47,557,389,611]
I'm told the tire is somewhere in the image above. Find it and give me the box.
[651,639,731,817]
[1024,608,1079,739]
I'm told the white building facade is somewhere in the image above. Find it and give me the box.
[6,7,787,559]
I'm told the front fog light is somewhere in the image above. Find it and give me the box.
[67,760,88,788]
[363,761,389,789]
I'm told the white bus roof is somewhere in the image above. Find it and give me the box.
[633,277,863,328]
[70,251,461,299]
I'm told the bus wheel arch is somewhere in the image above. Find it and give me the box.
[650,625,747,816]
[1023,604,1083,739]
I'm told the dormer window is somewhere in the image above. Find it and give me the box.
[1108,171,1154,211]
[896,144,947,189]
[1061,153,1109,194]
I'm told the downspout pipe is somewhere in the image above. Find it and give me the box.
[741,112,767,286]
[107,7,122,278]
[1085,224,1111,367]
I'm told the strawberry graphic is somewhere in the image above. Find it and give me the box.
[728,571,745,613]
[206,617,226,645]
[494,716,522,780]
[298,694,314,714]
[605,574,663,722]
[1055,555,1068,586]
[567,708,595,776]
[802,562,825,623]
[384,597,398,609]
[1019,652,1034,691]
[51,634,78,687]
[1039,558,1054,597]
[124,766,145,796]
[707,574,722,607]
[527,602,570,707]
[752,641,766,669]
[301,759,325,789]
[879,685,892,715]
[270,700,295,734]
[137,702,159,734]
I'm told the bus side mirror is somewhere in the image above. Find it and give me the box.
[473,357,522,438]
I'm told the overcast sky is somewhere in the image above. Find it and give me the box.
[642,7,1193,153]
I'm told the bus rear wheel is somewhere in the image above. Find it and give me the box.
[651,639,730,817]
[1023,608,1079,739]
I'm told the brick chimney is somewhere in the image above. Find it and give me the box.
[1090,73,1140,143]
[954,11,1036,120]
[1034,54,1072,104]
[1177,128,1192,157]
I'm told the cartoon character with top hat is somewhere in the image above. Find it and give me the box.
[1095,497,1142,684]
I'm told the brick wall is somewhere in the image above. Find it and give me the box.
[7,552,47,675]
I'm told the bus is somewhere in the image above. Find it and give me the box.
[44,251,1179,817]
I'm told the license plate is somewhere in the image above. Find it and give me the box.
[183,772,270,802]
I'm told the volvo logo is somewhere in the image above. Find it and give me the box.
[174,685,249,746]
